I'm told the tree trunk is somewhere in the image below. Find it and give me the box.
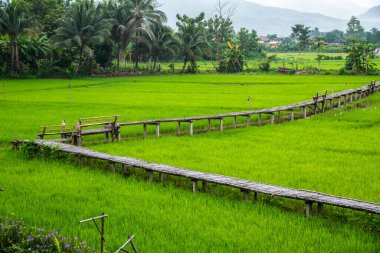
[117,44,121,73]
[10,35,17,73]
[182,54,188,73]
[78,47,83,74]
[153,57,157,72]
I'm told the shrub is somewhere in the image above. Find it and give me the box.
[0,218,95,252]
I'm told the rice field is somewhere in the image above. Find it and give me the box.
[0,74,379,252]
[124,52,380,72]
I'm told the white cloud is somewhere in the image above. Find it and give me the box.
[246,0,379,19]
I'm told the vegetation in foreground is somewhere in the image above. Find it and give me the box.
[0,150,379,252]
[0,218,95,252]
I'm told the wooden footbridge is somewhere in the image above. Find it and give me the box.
[119,82,380,139]
[38,82,379,145]
[16,140,380,217]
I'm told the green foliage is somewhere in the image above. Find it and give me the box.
[217,42,244,73]
[237,28,260,58]
[176,12,209,73]
[291,24,311,54]
[258,54,277,72]
[346,16,365,41]
[345,40,377,74]
[0,218,95,252]
[0,0,34,73]
[51,0,113,75]
[324,29,345,43]
[205,2,235,61]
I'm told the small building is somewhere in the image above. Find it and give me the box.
[257,36,282,48]
[374,48,380,56]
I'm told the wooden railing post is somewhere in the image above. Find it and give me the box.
[155,123,160,138]
[189,121,193,136]
[177,121,181,136]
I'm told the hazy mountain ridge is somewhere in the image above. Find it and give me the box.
[159,0,379,36]
[359,5,380,19]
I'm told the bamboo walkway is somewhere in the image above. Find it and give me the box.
[118,82,380,139]
[18,140,380,217]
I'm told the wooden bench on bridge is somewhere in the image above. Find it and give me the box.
[75,115,121,146]
[38,121,76,143]
[38,116,121,146]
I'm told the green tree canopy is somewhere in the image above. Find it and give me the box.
[291,24,311,55]
[176,12,209,73]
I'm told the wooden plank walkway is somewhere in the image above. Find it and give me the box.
[23,140,380,217]
[118,82,380,139]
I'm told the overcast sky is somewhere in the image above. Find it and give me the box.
[247,0,379,19]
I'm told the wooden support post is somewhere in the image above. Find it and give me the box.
[202,180,207,192]
[219,118,223,131]
[117,130,121,142]
[330,98,334,109]
[148,170,154,182]
[290,110,294,121]
[105,133,109,143]
[77,136,82,147]
[317,202,324,214]
[100,213,105,253]
[110,163,115,173]
[177,121,181,136]
[322,100,326,113]
[349,93,353,103]
[233,116,237,128]
[338,97,341,108]
[258,113,262,126]
[302,107,307,119]
[343,95,347,105]
[143,124,147,139]
[189,121,193,136]
[270,113,275,124]
[192,180,198,193]
[355,92,359,101]
[305,201,313,218]
[246,115,250,126]
[244,191,249,201]
[207,118,211,131]
[122,164,127,177]
[253,192,258,201]
[155,124,160,138]
[277,111,281,122]
[159,172,164,182]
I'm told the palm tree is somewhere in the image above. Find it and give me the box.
[0,0,33,73]
[103,0,132,72]
[149,24,178,71]
[176,13,209,73]
[51,0,112,74]
[128,0,167,69]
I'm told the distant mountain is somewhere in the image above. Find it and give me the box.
[359,5,380,30]
[359,5,380,19]
[159,0,379,36]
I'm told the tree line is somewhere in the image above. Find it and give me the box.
[0,0,379,77]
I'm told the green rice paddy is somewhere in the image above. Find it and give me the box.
[0,74,379,252]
